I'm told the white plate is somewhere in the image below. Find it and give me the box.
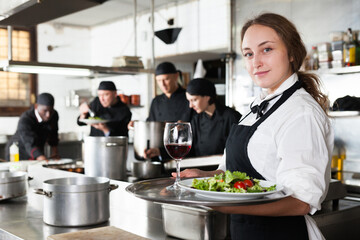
[46,158,73,165]
[79,118,109,124]
[179,178,283,200]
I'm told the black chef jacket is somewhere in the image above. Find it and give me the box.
[5,107,59,160]
[77,96,131,137]
[147,86,193,122]
[189,103,241,157]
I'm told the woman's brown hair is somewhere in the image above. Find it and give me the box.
[240,13,329,113]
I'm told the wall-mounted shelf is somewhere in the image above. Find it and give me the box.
[318,66,360,75]
[328,111,360,118]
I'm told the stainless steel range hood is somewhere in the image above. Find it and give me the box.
[0,0,108,27]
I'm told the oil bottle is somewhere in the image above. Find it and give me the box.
[9,141,19,162]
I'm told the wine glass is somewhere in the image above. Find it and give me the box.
[163,122,192,190]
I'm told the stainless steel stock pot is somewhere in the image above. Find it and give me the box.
[34,176,118,227]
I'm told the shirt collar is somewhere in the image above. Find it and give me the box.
[34,108,43,123]
[257,73,298,103]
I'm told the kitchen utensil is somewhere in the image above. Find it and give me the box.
[125,178,290,206]
[131,161,162,179]
[87,107,95,118]
[0,171,27,201]
[162,204,228,240]
[84,136,128,180]
[47,226,148,240]
[132,121,165,160]
[34,176,118,227]
[163,122,192,190]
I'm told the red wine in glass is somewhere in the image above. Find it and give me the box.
[165,144,191,159]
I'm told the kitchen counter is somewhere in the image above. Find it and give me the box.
[2,163,360,240]
[0,163,169,240]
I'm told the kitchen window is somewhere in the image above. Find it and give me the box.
[0,27,37,116]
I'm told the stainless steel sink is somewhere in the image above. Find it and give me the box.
[0,229,23,240]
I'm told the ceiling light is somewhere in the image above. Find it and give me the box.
[0,60,93,77]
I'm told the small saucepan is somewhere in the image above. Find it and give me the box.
[131,160,162,179]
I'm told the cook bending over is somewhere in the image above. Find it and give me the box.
[174,13,333,240]
[6,93,59,161]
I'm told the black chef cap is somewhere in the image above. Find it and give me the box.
[36,93,55,106]
[98,81,116,91]
[155,62,177,76]
[186,78,216,97]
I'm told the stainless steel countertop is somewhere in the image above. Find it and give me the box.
[0,163,168,240]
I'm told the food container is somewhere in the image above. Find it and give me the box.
[130,94,140,106]
[84,136,128,180]
[161,204,228,240]
[119,94,130,105]
[34,176,118,227]
[0,171,27,201]
[132,121,165,160]
[317,42,331,52]
[131,160,162,179]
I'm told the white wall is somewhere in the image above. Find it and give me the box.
[232,0,360,112]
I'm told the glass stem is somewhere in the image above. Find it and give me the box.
[175,160,181,188]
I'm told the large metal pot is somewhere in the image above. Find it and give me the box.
[34,176,118,227]
[0,171,27,201]
[83,136,128,180]
[131,160,162,179]
[132,121,165,160]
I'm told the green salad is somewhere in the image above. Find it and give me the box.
[88,116,104,120]
[191,170,276,193]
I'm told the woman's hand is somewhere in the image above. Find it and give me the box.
[171,168,224,178]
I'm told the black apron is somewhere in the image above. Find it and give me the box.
[225,81,309,240]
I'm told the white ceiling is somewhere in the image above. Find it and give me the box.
[51,0,189,27]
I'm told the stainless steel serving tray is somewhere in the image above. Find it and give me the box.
[125,177,290,206]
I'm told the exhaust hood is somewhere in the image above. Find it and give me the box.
[0,0,108,27]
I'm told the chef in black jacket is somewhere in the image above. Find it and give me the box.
[147,61,192,122]
[6,93,59,161]
[78,81,131,137]
[186,78,241,157]
[143,62,193,159]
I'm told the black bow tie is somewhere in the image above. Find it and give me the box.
[251,100,269,119]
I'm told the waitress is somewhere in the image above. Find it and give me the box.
[177,13,333,240]
[186,78,241,157]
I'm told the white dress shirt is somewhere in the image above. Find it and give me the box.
[218,73,334,240]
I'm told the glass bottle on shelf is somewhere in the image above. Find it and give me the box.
[309,46,319,70]
[343,28,356,66]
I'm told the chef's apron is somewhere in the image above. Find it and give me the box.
[225,81,309,240]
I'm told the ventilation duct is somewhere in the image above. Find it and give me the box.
[0,0,108,27]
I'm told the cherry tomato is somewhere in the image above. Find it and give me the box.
[234,181,246,189]
[243,179,253,188]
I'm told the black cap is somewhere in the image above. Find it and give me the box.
[98,81,116,91]
[36,93,55,106]
[155,62,177,76]
[186,78,216,97]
